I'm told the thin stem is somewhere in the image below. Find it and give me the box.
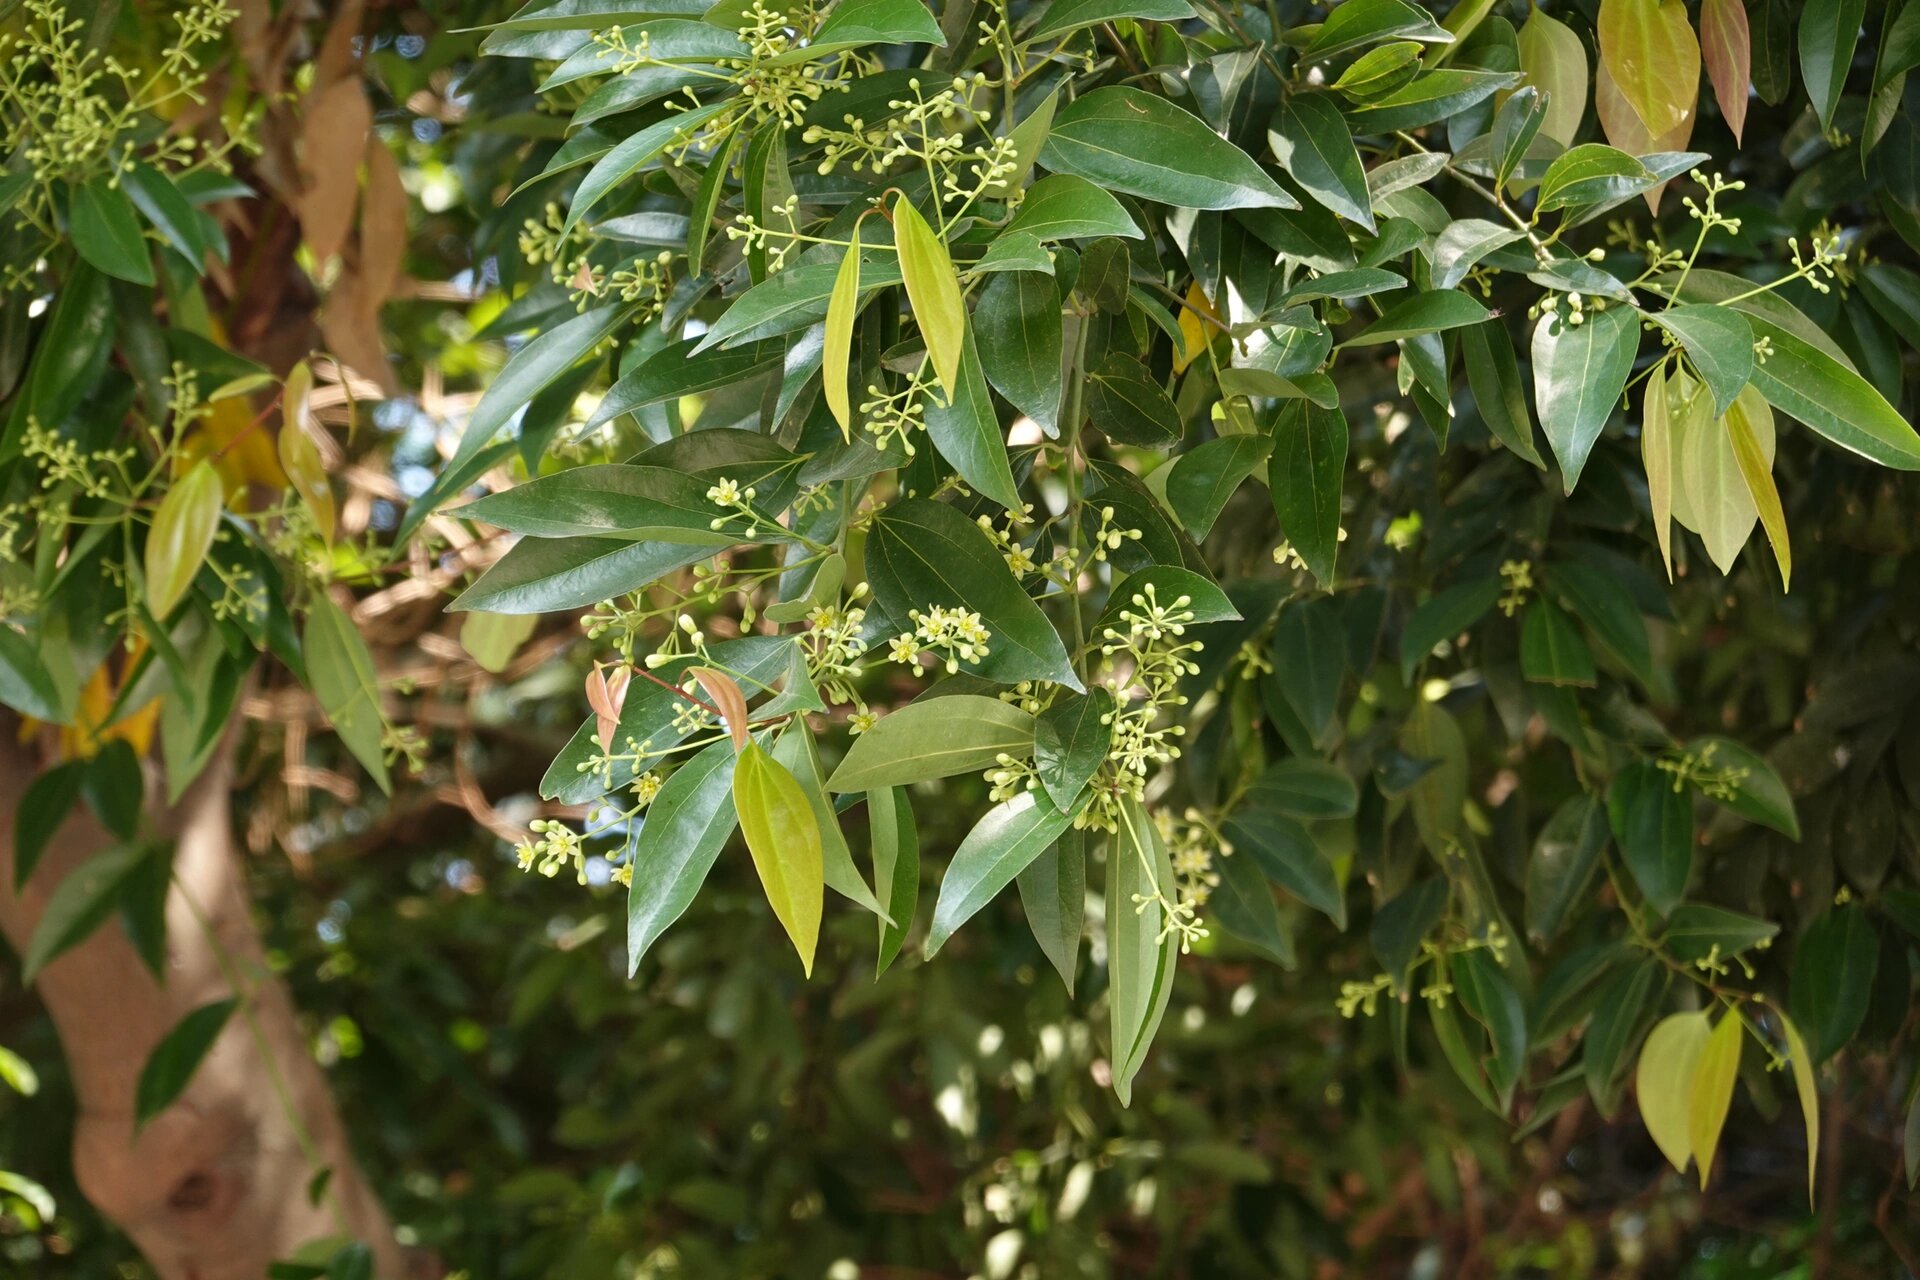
[1059,309,1093,678]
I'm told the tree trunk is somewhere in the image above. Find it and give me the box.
[0,725,404,1280]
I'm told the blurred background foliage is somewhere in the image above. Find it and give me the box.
[1,0,1918,1277]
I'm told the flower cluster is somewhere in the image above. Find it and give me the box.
[1077,584,1203,833]
[888,606,991,675]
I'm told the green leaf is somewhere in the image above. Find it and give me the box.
[122,163,219,268]
[1688,735,1798,836]
[1003,173,1143,242]
[1518,5,1590,146]
[1346,288,1489,344]
[923,322,1023,510]
[772,723,887,919]
[1304,0,1453,58]
[303,594,392,796]
[892,195,966,399]
[925,789,1086,956]
[1524,794,1610,942]
[870,786,920,976]
[733,740,825,976]
[1033,690,1114,812]
[626,738,739,974]
[1789,904,1879,1064]
[808,0,945,50]
[828,693,1036,791]
[1455,947,1527,1109]
[1345,69,1521,132]
[1532,303,1638,492]
[1687,1011,1743,1188]
[695,256,903,351]
[1017,833,1085,992]
[1040,86,1298,212]
[563,100,730,236]
[1799,0,1867,130]
[1491,85,1549,187]
[1108,797,1178,1105]
[1401,699,1467,854]
[1269,399,1348,588]
[22,843,146,982]
[824,229,861,438]
[1662,903,1779,963]
[0,1045,37,1096]
[970,230,1054,276]
[1535,144,1656,214]
[1373,878,1447,992]
[1400,576,1501,682]
[69,178,153,284]
[1607,758,1693,916]
[14,762,84,889]
[457,464,764,543]
[1332,41,1426,99]
[1224,809,1345,928]
[1431,219,1524,291]
[1429,967,1503,1114]
[449,302,632,476]
[1270,598,1345,745]
[592,339,785,429]
[1164,434,1271,540]
[452,535,713,614]
[1583,958,1663,1112]
[1211,839,1295,965]
[1545,560,1654,688]
[1652,304,1753,417]
[974,269,1063,435]
[1029,0,1194,39]
[1521,599,1596,687]
[1246,756,1358,820]
[1085,352,1181,447]
[135,999,237,1129]
[1269,93,1374,231]
[1637,1010,1712,1174]
[1779,1012,1821,1205]
[1744,316,1920,470]
[143,460,223,621]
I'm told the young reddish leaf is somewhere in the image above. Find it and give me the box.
[691,666,749,750]
[1700,0,1752,143]
[1597,0,1701,138]
[585,665,631,752]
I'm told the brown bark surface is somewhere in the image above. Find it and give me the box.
[0,726,402,1280]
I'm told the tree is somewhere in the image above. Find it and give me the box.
[4,0,1920,1274]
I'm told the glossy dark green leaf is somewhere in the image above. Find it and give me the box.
[1534,144,1655,213]
[22,842,147,982]
[1212,841,1295,965]
[1545,560,1654,688]
[69,179,153,284]
[1455,947,1527,1108]
[1041,87,1298,212]
[1345,69,1520,132]
[867,500,1082,690]
[453,535,712,614]
[1085,352,1181,446]
[827,694,1036,792]
[1269,93,1374,230]
[1224,809,1345,927]
[1662,903,1779,963]
[1269,399,1347,589]
[1684,736,1798,837]
[1789,904,1879,1063]
[925,790,1085,956]
[1491,85,1549,186]
[1034,689,1114,812]
[451,302,632,474]
[1164,434,1271,539]
[0,626,63,723]
[135,999,237,1128]
[1744,316,1920,470]
[924,323,1023,510]
[457,464,763,543]
[696,255,904,351]
[1030,0,1195,39]
[1583,958,1662,1112]
[626,738,739,974]
[1400,577,1500,682]
[1523,794,1610,941]
[1799,0,1867,129]
[1521,599,1596,687]
[870,786,920,976]
[1652,304,1754,417]
[974,269,1063,435]
[1431,219,1523,291]
[13,762,85,890]
[1003,174,1143,241]
[808,0,946,50]
[1247,756,1359,819]
[1607,759,1693,916]
[564,100,730,234]
[122,163,219,268]
[1373,878,1447,992]
[589,338,784,427]
[1017,832,1085,993]
[1269,598,1345,745]
[1305,0,1452,58]
[1091,566,1239,638]
[1532,304,1638,492]
[772,723,888,919]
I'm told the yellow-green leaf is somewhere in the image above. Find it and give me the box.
[1637,1010,1712,1174]
[278,361,337,545]
[1517,5,1590,146]
[824,225,862,440]
[1725,385,1790,590]
[1687,1009,1744,1188]
[732,740,823,976]
[1643,364,1675,580]
[1598,0,1701,137]
[892,196,965,400]
[144,460,223,621]
[1780,1012,1820,1206]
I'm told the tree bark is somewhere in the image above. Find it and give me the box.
[0,725,404,1280]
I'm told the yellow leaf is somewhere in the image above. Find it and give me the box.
[1687,1009,1744,1188]
[1780,1012,1821,1206]
[824,226,862,441]
[1174,281,1218,375]
[1637,1010,1712,1174]
[733,741,824,976]
[1725,386,1790,591]
[143,460,224,621]
[278,360,337,545]
[891,196,966,401]
[1597,0,1701,138]
[1594,59,1694,213]
[1642,364,1675,580]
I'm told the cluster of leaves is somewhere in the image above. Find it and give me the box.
[408,0,1920,1199]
